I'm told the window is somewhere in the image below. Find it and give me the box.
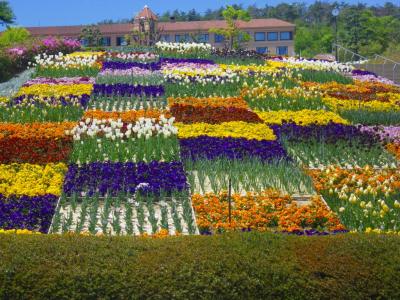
[198,33,209,43]
[254,32,265,41]
[175,34,189,42]
[80,39,89,47]
[175,35,182,42]
[276,46,288,55]
[184,34,191,42]
[256,47,268,54]
[116,37,127,46]
[101,37,111,47]
[161,34,170,42]
[280,31,293,40]
[267,32,278,41]
[214,34,224,43]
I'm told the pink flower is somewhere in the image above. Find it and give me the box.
[42,36,59,48]
[7,47,27,56]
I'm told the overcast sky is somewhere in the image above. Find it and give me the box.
[4,0,397,28]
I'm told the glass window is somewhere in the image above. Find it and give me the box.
[254,32,265,41]
[161,34,170,42]
[80,39,89,47]
[101,37,111,46]
[116,37,127,46]
[256,47,268,54]
[176,34,190,42]
[267,32,278,41]
[276,46,288,55]
[214,34,224,43]
[280,31,293,40]
[198,33,209,43]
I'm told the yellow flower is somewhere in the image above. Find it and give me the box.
[0,229,41,235]
[175,121,276,140]
[255,109,349,125]
[66,51,105,58]
[17,84,93,97]
[0,163,67,197]
[323,96,400,112]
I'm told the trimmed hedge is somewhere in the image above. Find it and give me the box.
[0,233,399,299]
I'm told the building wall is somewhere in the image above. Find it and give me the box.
[28,25,295,55]
[159,27,295,55]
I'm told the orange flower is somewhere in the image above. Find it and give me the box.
[387,143,400,160]
[192,190,344,233]
[0,122,75,140]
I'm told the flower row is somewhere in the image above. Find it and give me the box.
[67,116,177,140]
[193,190,345,234]
[63,161,188,196]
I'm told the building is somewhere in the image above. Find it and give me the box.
[25,5,295,55]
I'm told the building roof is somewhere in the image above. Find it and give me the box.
[159,19,295,31]
[135,5,158,20]
[24,18,295,37]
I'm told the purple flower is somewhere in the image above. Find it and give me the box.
[24,77,95,86]
[271,123,380,146]
[351,69,377,77]
[102,61,161,71]
[10,94,91,108]
[0,194,58,233]
[42,36,59,49]
[160,58,215,65]
[63,161,188,197]
[93,84,164,97]
[360,126,400,144]
[180,136,290,162]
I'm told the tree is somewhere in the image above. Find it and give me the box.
[0,27,30,47]
[0,1,14,27]
[209,5,251,50]
[79,25,103,47]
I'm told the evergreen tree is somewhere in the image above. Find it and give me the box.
[0,1,14,26]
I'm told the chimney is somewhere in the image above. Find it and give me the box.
[170,16,176,23]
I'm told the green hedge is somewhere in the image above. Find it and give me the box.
[0,233,399,299]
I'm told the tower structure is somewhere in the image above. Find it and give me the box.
[132,5,159,46]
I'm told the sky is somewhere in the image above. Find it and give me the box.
[3,0,397,28]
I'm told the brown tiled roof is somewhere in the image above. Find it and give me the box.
[24,18,294,37]
[26,24,133,36]
[135,5,158,20]
[159,19,295,31]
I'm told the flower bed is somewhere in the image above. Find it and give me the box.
[193,190,344,234]
[0,43,399,235]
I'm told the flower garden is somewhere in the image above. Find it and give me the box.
[1,41,400,238]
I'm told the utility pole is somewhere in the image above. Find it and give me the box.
[332,7,340,62]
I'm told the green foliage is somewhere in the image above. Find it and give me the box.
[293,69,354,84]
[69,136,180,163]
[0,54,13,82]
[0,27,30,48]
[209,5,251,50]
[0,106,84,123]
[0,233,399,299]
[338,110,400,126]
[0,1,14,26]
[79,25,103,47]
[34,66,100,78]
[184,158,315,195]
[281,138,396,168]
[294,24,333,57]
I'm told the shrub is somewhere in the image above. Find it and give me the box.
[0,232,399,299]
[0,27,30,48]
